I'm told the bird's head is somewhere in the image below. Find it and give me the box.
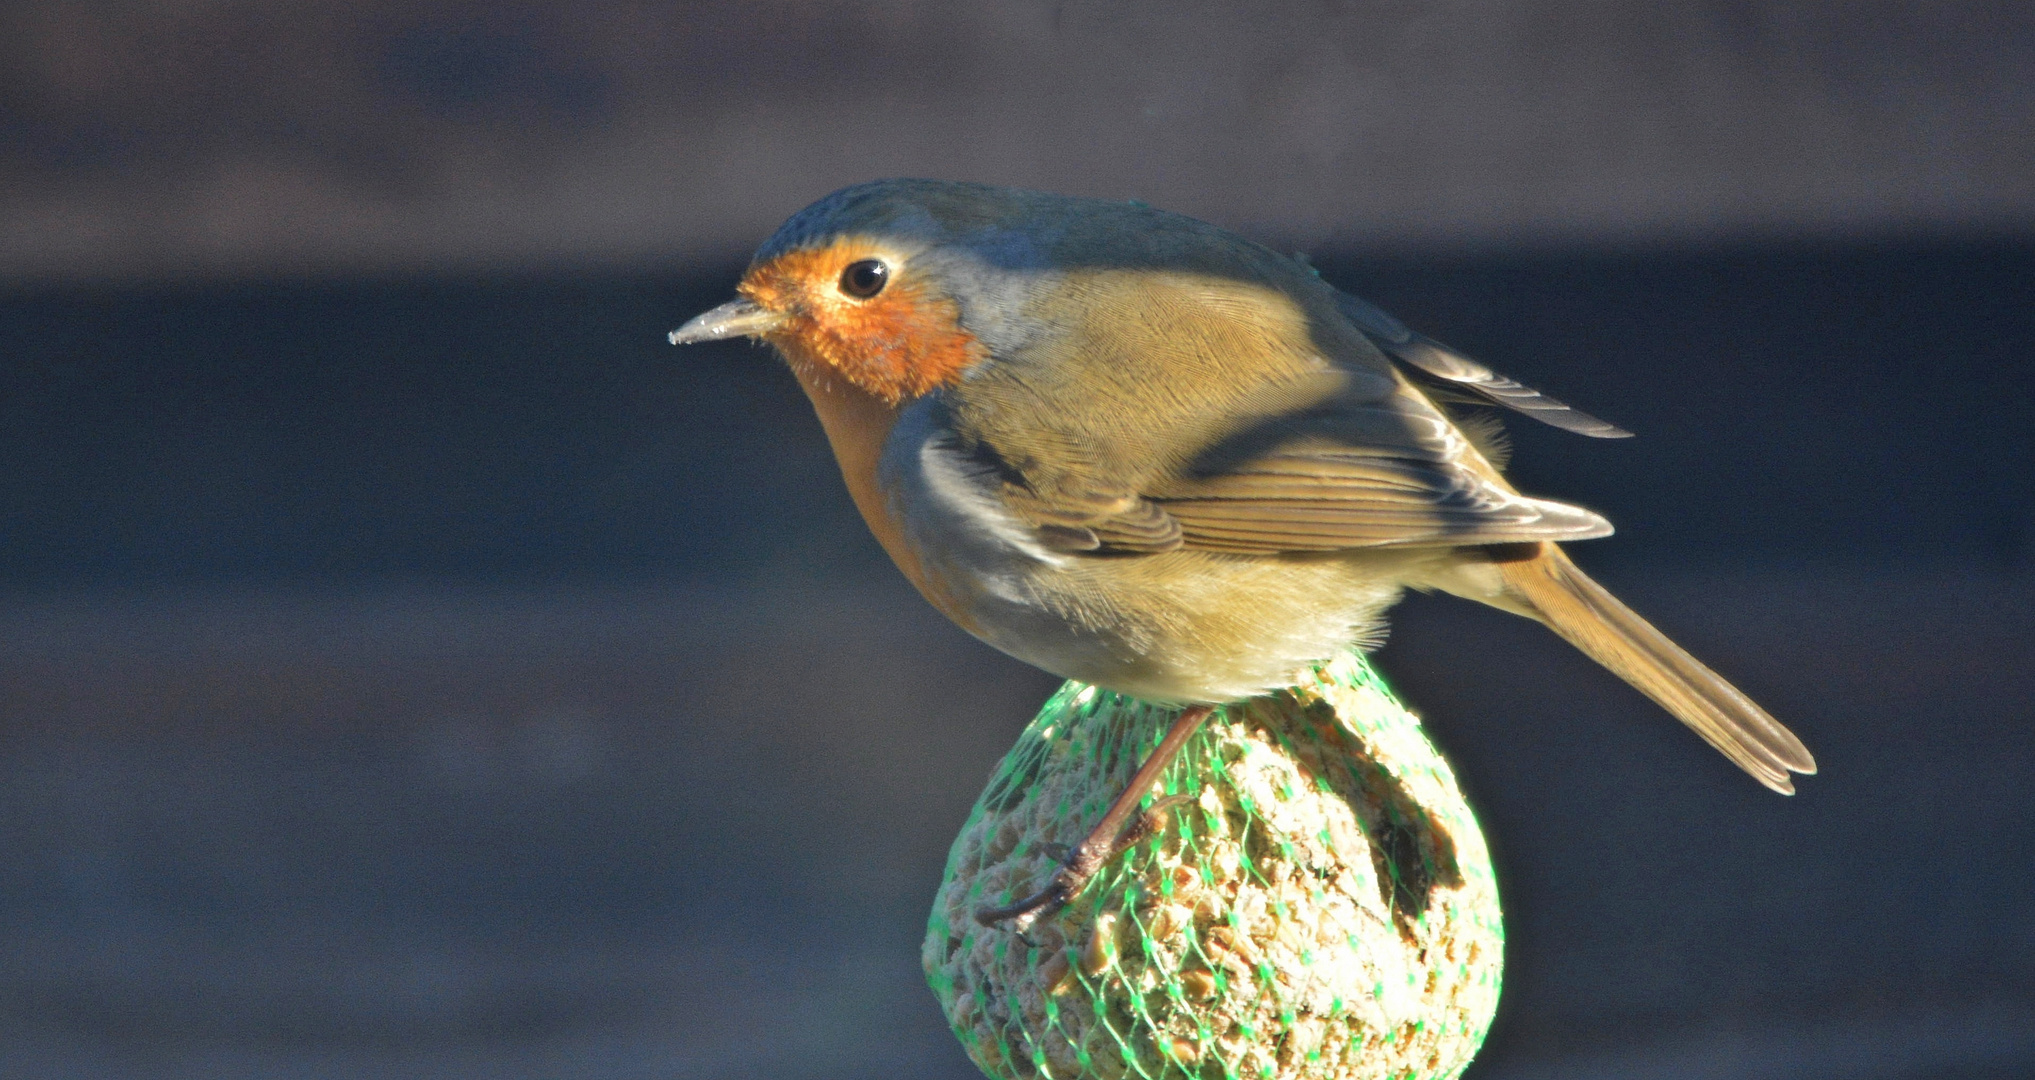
[670,180,1041,405]
[669,179,1313,407]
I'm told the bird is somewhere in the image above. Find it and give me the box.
[670,179,1815,924]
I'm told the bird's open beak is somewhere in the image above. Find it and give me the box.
[668,298,787,345]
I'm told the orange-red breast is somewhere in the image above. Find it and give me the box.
[671,179,1815,794]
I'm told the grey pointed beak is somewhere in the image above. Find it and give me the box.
[668,298,786,345]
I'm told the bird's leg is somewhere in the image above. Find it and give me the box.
[976,704,1214,931]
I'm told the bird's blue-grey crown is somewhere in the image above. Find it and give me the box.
[753,179,1314,280]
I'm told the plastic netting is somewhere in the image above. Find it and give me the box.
[925,649,1501,1080]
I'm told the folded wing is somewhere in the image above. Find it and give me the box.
[1145,400,1613,553]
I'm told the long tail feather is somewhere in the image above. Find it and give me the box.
[1495,543,1816,793]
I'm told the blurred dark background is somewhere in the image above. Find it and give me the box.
[3,3,2033,1078]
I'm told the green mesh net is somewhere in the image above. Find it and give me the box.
[924,650,1502,1080]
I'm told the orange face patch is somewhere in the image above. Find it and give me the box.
[738,236,987,405]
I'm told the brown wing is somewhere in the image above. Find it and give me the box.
[1025,492,1185,554]
[946,267,1610,556]
[1144,394,1613,554]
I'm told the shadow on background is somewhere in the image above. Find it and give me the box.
[1,244,2032,1078]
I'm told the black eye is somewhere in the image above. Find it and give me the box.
[838,259,889,299]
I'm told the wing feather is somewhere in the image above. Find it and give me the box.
[1333,290,1633,438]
[1152,449,1612,553]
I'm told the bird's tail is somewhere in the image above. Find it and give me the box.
[1494,543,1816,793]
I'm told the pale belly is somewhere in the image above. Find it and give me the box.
[924,544,1466,704]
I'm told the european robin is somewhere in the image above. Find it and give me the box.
[671,179,1815,922]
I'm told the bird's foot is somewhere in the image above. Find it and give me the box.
[976,705,1213,932]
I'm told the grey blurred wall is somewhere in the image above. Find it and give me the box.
[3,0,2032,282]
